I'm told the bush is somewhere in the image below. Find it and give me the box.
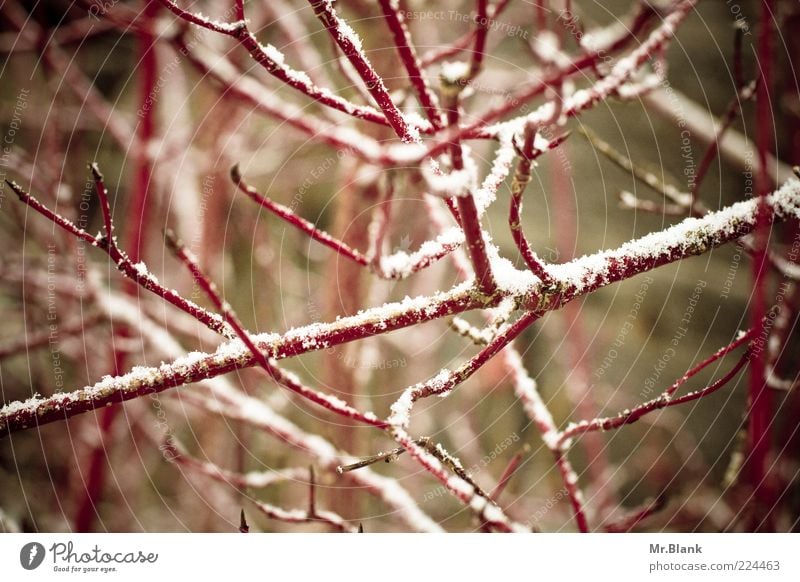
[0,0,798,532]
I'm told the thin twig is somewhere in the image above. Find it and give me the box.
[509,123,556,284]
[378,0,443,128]
[164,229,386,429]
[231,165,370,268]
[6,178,231,337]
[440,73,497,297]
[559,339,754,445]
[468,0,490,81]
[307,0,418,142]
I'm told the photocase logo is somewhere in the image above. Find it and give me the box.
[19,542,46,570]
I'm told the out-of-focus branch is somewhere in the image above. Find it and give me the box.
[642,86,793,185]
[96,289,443,532]
[163,437,356,532]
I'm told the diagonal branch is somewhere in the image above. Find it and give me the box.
[559,332,755,446]
[164,230,386,429]
[156,0,425,133]
[423,0,696,159]
[232,166,460,279]
[377,0,443,128]
[175,37,382,163]
[5,177,231,337]
[3,179,799,436]
[307,0,418,142]
[440,71,497,297]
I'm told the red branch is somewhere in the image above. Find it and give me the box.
[6,178,231,337]
[468,0,490,81]
[307,0,417,142]
[377,0,443,128]
[164,231,386,430]
[558,335,754,445]
[441,79,497,297]
[231,165,369,268]
[509,125,556,284]
[156,0,407,131]
[746,0,777,529]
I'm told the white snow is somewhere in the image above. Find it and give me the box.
[484,1,697,141]
[423,156,478,199]
[487,242,543,294]
[379,227,464,279]
[474,137,516,215]
[504,348,562,450]
[549,179,800,295]
[440,61,470,84]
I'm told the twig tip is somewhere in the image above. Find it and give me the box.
[88,162,103,180]
[163,228,182,252]
[230,163,242,184]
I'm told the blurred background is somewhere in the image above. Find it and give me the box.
[0,0,798,532]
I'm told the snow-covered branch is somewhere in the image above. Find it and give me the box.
[4,179,799,436]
